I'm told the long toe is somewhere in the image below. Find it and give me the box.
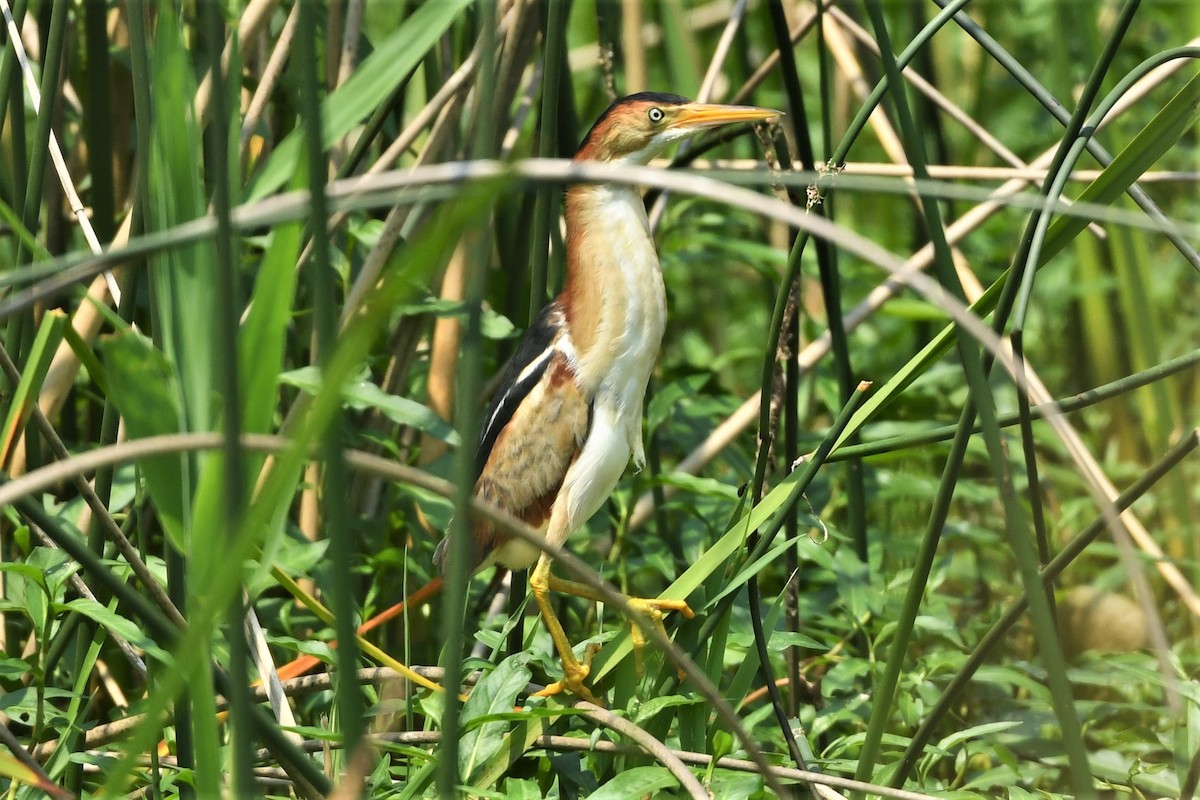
[628,597,694,619]
[533,662,603,706]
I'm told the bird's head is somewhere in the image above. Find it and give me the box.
[575,91,781,164]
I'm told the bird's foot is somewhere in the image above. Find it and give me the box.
[532,657,603,706]
[626,597,695,677]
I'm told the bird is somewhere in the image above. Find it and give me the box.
[435,92,780,702]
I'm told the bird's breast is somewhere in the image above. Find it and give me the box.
[563,186,666,464]
[564,188,666,398]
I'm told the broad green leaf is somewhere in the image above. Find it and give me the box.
[240,215,303,436]
[658,471,739,501]
[246,0,473,201]
[460,706,590,730]
[269,635,336,665]
[461,653,533,781]
[189,193,303,592]
[584,766,677,800]
[470,713,554,789]
[646,374,709,432]
[0,687,77,727]
[764,631,827,652]
[880,297,951,321]
[708,768,763,800]
[0,562,50,586]
[26,546,75,601]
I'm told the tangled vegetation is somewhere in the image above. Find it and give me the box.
[0,0,1196,798]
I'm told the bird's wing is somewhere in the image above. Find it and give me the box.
[435,302,590,574]
[475,302,562,478]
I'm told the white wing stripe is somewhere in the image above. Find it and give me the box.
[481,344,555,439]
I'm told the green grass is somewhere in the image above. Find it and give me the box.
[0,1,1197,798]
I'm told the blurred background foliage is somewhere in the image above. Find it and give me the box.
[0,0,1197,798]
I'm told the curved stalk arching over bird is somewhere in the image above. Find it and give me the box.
[436,92,780,702]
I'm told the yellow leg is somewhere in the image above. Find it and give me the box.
[529,557,694,699]
[529,556,602,705]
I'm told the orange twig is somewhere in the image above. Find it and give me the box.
[274,577,445,682]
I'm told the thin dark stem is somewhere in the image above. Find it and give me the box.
[16,0,67,266]
[527,0,569,316]
[1013,334,1053,570]
[784,292,801,721]
[83,0,115,243]
[296,0,364,758]
[439,3,499,796]
[1182,740,1200,800]
[204,1,255,794]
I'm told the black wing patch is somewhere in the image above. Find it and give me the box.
[473,302,561,480]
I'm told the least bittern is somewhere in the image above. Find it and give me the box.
[436,92,780,702]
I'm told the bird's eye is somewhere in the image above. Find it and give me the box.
[647,107,665,123]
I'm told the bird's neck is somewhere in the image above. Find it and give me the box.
[560,183,667,394]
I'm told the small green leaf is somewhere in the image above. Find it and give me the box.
[0,562,49,587]
[501,778,543,800]
[632,693,703,725]
[280,366,460,445]
[659,471,739,501]
[0,687,77,726]
[707,768,763,800]
[0,657,31,680]
[766,631,827,652]
[269,635,336,666]
[397,297,518,340]
[646,374,709,433]
[26,546,76,600]
[935,720,1022,752]
[58,598,170,662]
